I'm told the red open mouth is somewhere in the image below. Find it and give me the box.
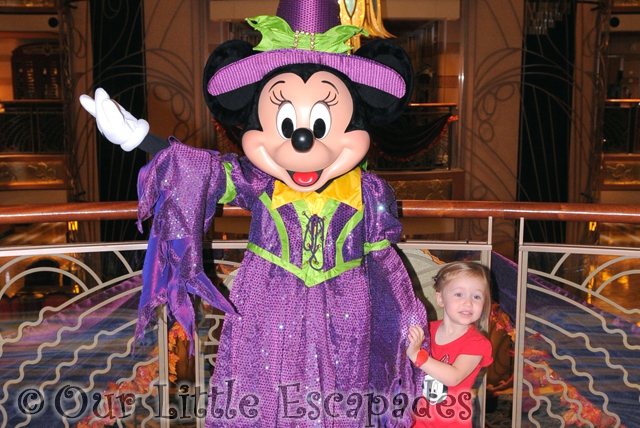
[288,170,323,187]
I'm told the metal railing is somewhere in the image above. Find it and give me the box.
[1,200,639,428]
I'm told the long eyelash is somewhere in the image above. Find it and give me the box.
[270,90,287,106]
[323,92,338,106]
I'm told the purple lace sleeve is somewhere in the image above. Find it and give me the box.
[362,172,429,425]
[136,137,236,353]
[361,171,403,244]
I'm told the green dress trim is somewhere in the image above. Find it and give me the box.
[259,192,290,262]
[364,239,391,254]
[335,209,363,265]
[218,162,237,205]
[246,191,390,287]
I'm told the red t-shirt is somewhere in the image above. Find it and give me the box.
[413,320,493,428]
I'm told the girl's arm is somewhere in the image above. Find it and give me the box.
[407,325,483,387]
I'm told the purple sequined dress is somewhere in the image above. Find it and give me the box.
[137,139,428,427]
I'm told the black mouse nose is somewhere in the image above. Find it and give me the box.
[291,128,314,153]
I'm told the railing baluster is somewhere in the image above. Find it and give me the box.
[477,215,493,428]
[512,218,527,428]
[194,303,206,428]
[156,305,171,428]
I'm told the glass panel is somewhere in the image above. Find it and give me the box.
[516,247,640,428]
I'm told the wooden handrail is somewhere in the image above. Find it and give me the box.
[399,201,640,223]
[1,200,639,225]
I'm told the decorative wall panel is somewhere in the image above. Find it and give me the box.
[0,154,66,190]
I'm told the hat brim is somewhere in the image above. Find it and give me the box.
[207,49,406,98]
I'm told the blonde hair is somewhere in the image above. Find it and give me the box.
[433,261,492,326]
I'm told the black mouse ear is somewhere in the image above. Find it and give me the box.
[203,40,259,126]
[352,39,414,125]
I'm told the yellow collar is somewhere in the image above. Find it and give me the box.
[271,168,363,215]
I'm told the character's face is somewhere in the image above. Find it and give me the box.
[242,71,369,192]
[423,374,448,405]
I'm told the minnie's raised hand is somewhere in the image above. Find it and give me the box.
[79,88,149,152]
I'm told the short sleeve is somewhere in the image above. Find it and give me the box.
[465,331,494,368]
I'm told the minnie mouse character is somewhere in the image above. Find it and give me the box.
[81,0,428,426]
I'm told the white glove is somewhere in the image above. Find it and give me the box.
[79,88,149,152]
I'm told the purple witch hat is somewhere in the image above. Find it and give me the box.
[207,0,407,98]
[276,0,340,33]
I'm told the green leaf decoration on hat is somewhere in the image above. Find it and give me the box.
[247,15,367,54]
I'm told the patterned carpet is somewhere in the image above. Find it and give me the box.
[484,395,512,428]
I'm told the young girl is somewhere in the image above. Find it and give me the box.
[406,261,494,428]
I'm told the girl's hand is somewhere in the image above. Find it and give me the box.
[406,325,425,358]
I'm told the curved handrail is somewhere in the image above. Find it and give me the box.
[1,200,639,225]
[399,200,640,223]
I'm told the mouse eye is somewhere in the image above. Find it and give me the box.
[310,103,331,139]
[276,102,296,139]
